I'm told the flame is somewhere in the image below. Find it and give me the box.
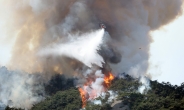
[104,72,115,87]
[78,72,115,108]
[78,87,87,108]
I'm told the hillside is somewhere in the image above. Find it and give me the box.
[5,74,184,110]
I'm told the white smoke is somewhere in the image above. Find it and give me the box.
[138,76,150,94]
[90,90,118,105]
[0,67,44,109]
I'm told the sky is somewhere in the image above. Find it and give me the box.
[149,8,184,86]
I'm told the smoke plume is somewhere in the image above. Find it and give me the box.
[0,0,183,109]
[0,67,44,109]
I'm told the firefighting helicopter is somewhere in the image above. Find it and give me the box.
[99,23,106,29]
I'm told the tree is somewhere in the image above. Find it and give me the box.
[31,88,81,110]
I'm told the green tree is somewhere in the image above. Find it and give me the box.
[31,88,81,110]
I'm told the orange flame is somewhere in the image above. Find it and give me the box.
[78,87,87,108]
[104,72,115,87]
[78,72,115,108]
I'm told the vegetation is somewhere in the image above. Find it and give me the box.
[31,88,81,110]
[111,79,184,110]
[5,74,184,110]
[5,106,23,110]
[85,103,112,110]
[45,74,75,95]
[109,76,140,92]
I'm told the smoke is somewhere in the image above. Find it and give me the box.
[90,90,118,105]
[0,67,44,109]
[0,0,183,109]
[138,76,150,94]
[1,0,182,74]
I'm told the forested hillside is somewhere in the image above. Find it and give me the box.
[5,74,184,110]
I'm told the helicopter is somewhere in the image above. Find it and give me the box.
[99,23,106,29]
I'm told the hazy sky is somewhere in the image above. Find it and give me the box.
[149,8,184,86]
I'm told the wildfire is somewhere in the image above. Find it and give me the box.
[78,72,115,108]
[104,72,115,87]
[78,87,87,108]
